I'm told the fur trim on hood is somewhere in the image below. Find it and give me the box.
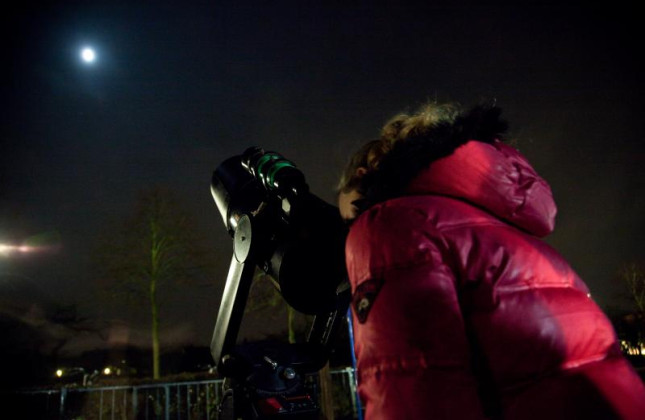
[355,106,557,236]
[357,105,508,209]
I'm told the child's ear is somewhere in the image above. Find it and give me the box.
[355,167,367,178]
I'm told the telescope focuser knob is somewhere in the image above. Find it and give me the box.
[282,367,296,380]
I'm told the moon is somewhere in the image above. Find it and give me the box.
[80,47,96,63]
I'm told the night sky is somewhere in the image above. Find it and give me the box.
[1,1,643,356]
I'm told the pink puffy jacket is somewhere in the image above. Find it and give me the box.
[345,140,645,419]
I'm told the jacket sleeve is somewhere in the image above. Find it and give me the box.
[346,201,485,419]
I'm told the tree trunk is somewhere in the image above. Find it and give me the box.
[287,305,296,344]
[150,277,160,379]
[318,362,334,420]
[149,218,162,380]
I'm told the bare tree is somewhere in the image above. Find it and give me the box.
[615,263,645,356]
[245,271,302,344]
[94,187,211,379]
[621,263,645,314]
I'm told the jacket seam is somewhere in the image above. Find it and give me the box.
[437,220,513,233]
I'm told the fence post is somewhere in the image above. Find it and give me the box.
[206,384,210,420]
[132,387,138,418]
[177,384,181,420]
[187,384,192,420]
[164,384,170,420]
[111,388,116,420]
[100,389,104,420]
[59,387,67,420]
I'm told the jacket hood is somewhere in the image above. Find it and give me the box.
[406,140,557,237]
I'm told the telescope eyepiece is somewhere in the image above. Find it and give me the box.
[242,147,308,197]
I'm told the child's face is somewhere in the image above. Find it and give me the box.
[338,189,362,222]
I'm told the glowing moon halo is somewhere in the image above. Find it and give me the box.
[80,47,96,63]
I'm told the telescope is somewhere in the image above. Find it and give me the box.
[210,147,350,419]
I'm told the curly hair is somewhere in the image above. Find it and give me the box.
[338,101,507,208]
[380,102,462,144]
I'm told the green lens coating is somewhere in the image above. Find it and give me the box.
[256,153,278,177]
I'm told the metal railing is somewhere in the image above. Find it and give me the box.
[19,368,361,420]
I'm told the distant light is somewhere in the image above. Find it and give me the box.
[81,47,96,63]
[0,244,10,255]
[0,242,40,257]
[56,369,63,378]
[0,243,29,256]
[103,367,111,375]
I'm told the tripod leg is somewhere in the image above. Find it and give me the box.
[210,255,256,373]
